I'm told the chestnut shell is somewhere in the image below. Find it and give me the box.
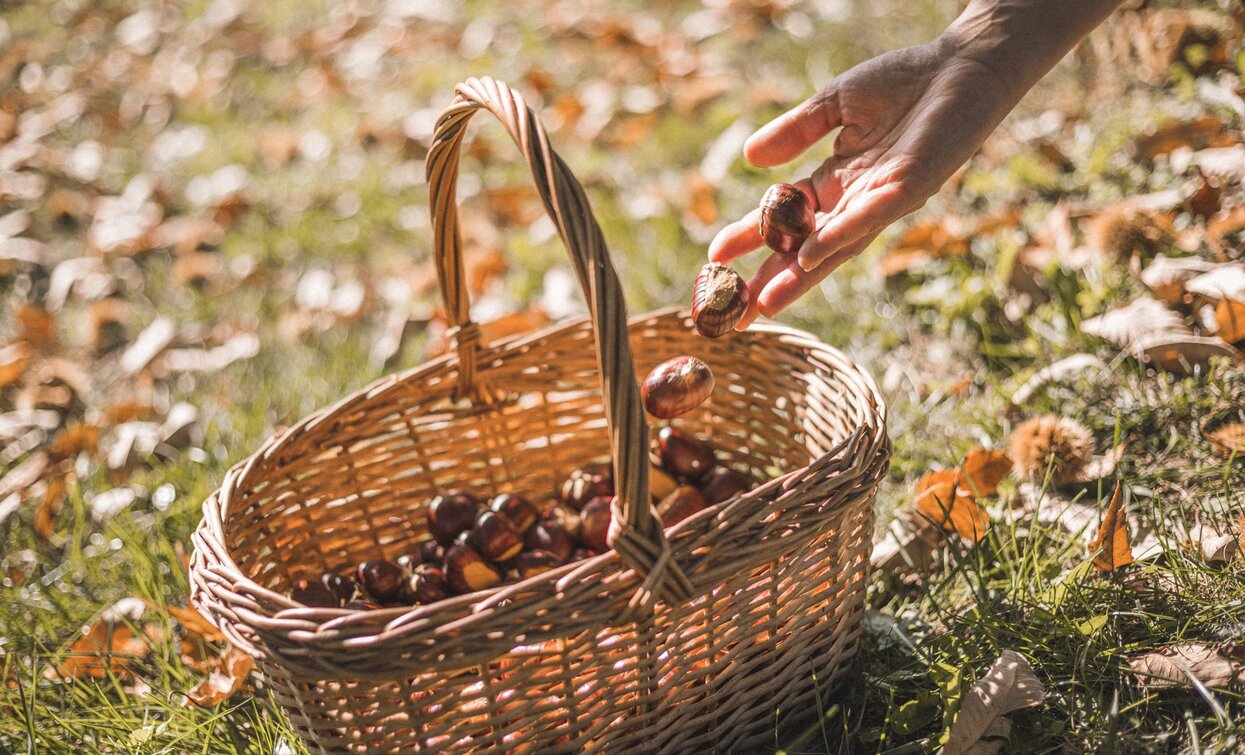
[641,356,715,420]
[759,183,815,255]
[691,263,748,338]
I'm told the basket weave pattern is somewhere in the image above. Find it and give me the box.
[190,77,889,753]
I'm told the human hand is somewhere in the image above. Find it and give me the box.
[709,38,1017,328]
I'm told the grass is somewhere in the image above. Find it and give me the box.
[2,0,1243,752]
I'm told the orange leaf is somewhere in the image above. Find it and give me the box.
[915,468,989,541]
[51,622,149,680]
[1088,483,1133,571]
[167,605,224,644]
[961,448,1013,497]
[1214,299,1245,344]
[183,645,253,707]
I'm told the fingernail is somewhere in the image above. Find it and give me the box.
[797,252,817,272]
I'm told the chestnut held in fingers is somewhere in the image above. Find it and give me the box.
[642,356,714,419]
[490,493,539,534]
[700,466,752,505]
[472,510,524,563]
[404,564,450,605]
[524,521,574,563]
[656,426,717,482]
[692,263,748,338]
[513,550,562,579]
[355,559,407,603]
[577,496,614,553]
[759,182,815,255]
[656,485,707,529]
[444,544,504,594]
[427,491,479,546]
[560,466,614,511]
[292,577,340,608]
[320,572,356,605]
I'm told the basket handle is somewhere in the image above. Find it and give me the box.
[426,77,693,616]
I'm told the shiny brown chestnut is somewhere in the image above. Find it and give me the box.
[420,539,445,565]
[642,356,714,419]
[320,572,356,605]
[524,521,574,563]
[444,544,504,594]
[490,493,539,534]
[427,491,479,546]
[759,182,815,255]
[700,466,752,504]
[472,510,523,563]
[577,496,614,553]
[560,465,614,511]
[656,485,707,528]
[512,550,562,579]
[291,577,339,608]
[356,559,407,603]
[655,426,717,481]
[692,263,748,338]
[404,564,450,605]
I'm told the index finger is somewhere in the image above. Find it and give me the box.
[707,208,763,264]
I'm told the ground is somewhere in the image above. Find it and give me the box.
[1,0,1243,752]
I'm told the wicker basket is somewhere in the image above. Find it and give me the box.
[190,77,890,754]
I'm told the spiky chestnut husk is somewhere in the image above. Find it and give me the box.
[1007,415,1094,485]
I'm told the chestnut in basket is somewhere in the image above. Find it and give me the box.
[404,564,450,605]
[444,544,504,594]
[513,550,562,579]
[560,466,613,511]
[692,263,748,338]
[291,577,340,608]
[650,464,678,502]
[656,486,707,529]
[700,466,751,505]
[321,572,356,605]
[420,539,446,565]
[428,491,479,546]
[655,426,717,482]
[524,521,574,563]
[759,182,815,255]
[490,493,538,534]
[642,356,714,420]
[577,496,613,553]
[472,510,523,563]
[344,600,381,611]
[356,559,407,603]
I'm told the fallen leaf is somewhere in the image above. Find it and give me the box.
[1088,484,1134,571]
[1132,115,1231,161]
[871,508,946,572]
[1184,264,1245,302]
[0,342,32,389]
[183,645,253,707]
[943,650,1046,755]
[1139,255,1218,305]
[1186,524,1240,565]
[50,610,151,680]
[961,449,1013,497]
[915,468,988,541]
[1009,354,1106,408]
[1128,644,1245,690]
[14,303,56,350]
[1082,297,1241,372]
[167,605,224,644]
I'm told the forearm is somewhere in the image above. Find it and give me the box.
[942,0,1125,94]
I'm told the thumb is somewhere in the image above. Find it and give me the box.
[744,84,841,167]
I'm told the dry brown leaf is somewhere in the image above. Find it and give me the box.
[1184,264,1245,301]
[1128,644,1245,690]
[1089,484,1133,571]
[870,508,946,572]
[943,650,1046,755]
[50,620,150,680]
[1082,297,1241,372]
[961,448,1012,497]
[167,605,224,644]
[34,473,66,541]
[1185,524,1240,565]
[915,468,988,541]
[1139,255,1218,305]
[0,342,32,389]
[183,645,253,707]
[1132,115,1231,161]
[14,304,56,350]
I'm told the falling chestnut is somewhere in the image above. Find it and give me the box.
[356,559,407,603]
[560,466,614,511]
[692,263,748,338]
[291,577,340,608]
[524,521,574,563]
[759,182,815,255]
[656,485,708,528]
[472,510,524,563]
[577,496,614,553]
[428,491,479,546]
[444,543,504,594]
[642,356,714,419]
[490,493,539,534]
[513,550,562,579]
[655,426,717,482]
[700,466,751,504]
[404,564,450,605]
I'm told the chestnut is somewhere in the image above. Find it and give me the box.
[642,356,714,420]
[691,263,748,338]
[404,564,450,605]
[559,465,614,511]
[490,493,538,534]
[427,491,479,546]
[650,464,678,502]
[655,426,717,481]
[577,496,613,553]
[444,544,504,594]
[396,551,421,572]
[512,550,562,579]
[656,485,707,528]
[524,521,574,563]
[420,539,445,565]
[291,577,339,608]
[344,600,381,611]
[759,182,815,255]
[700,467,751,504]
[472,510,523,563]
[355,559,407,603]
[570,547,596,561]
[320,572,356,605]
